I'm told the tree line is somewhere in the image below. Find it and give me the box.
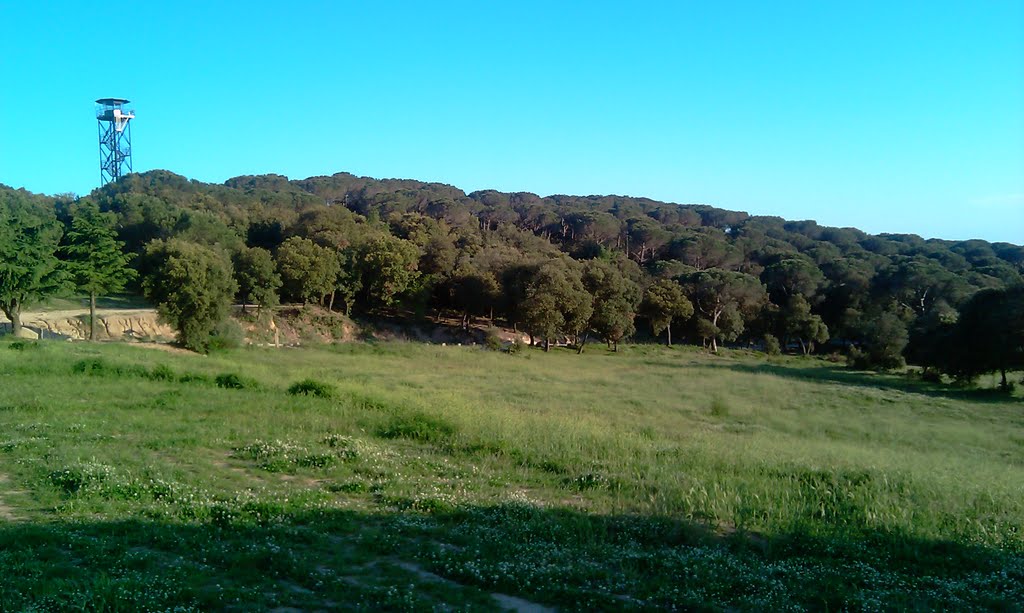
[1,170,1021,388]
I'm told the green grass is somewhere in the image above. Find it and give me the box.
[0,339,1021,610]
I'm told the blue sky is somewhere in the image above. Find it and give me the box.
[1,1,1021,243]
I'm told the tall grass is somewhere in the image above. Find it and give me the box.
[0,338,1020,609]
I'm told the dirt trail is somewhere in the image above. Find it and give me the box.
[0,473,22,522]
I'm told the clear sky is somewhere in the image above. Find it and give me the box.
[1,1,1022,243]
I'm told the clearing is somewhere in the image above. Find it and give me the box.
[0,339,1020,610]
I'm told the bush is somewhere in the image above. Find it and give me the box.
[287,378,336,398]
[72,358,172,380]
[323,434,362,460]
[709,396,731,417]
[762,334,781,356]
[47,462,115,495]
[72,358,111,375]
[295,453,336,469]
[148,364,176,381]
[507,339,524,355]
[141,239,238,353]
[920,369,943,383]
[327,481,367,493]
[847,346,905,371]
[178,372,211,384]
[215,372,259,390]
[208,318,246,351]
[483,327,503,351]
[7,341,40,351]
[378,411,457,443]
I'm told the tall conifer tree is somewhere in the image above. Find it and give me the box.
[62,201,136,340]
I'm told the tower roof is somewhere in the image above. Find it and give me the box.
[96,97,131,105]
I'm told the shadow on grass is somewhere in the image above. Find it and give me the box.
[705,361,1023,404]
[0,504,1020,611]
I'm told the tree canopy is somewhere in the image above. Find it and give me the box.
[141,239,238,352]
[0,189,68,335]
[61,200,137,339]
[2,172,1021,375]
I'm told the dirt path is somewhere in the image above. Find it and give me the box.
[12,307,159,321]
[0,473,22,522]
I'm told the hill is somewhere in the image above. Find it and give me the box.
[3,169,1021,373]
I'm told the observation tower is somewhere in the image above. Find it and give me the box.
[96,98,135,185]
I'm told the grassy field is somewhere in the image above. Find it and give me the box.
[0,339,1021,611]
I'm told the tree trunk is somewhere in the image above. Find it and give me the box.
[799,338,807,356]
[711,336,718,353]
[90,291,97,341]
[577,332,589,355]
[3,300,21,337]
[666,323,672,347]
[613,339,618,352]
[328,290,336,312]
[1001,368,1008,391]
[544,338,550,352]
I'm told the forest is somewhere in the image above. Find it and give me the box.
[1,169,1022,388]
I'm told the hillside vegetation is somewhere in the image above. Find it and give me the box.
[0,339,1021,610]
[2,170,1022,379]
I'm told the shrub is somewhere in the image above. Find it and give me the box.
[709,396,731,417]
[215,372,259,390]
[209,504,239,528]
[72,358,112,375]
[377,411,457,443]
[72,358,163,380]
[287,378,336,398]
[295,453,336,469]
[507,339,524,355]
[47,462,115,495]
[141,239,238,353]
[762,334,781,356]
[7,340,39,351]
[847,346,905,371]
[208,318,246,351]
[322,434,361,459]
[327,481,367,493]
[921,369,943,383]
[148,364,176,381]
[234,439,306,461]
[178,372,211,384]
[483,327,503,351]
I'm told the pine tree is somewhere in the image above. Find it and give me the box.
[62,201,137,340]
[640,279,693,347]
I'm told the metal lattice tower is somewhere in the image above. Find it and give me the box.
[96,98,135,185]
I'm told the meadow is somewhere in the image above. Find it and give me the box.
[0,338,1021,611]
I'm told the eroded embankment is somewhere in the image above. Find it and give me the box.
[0,309,176,341]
